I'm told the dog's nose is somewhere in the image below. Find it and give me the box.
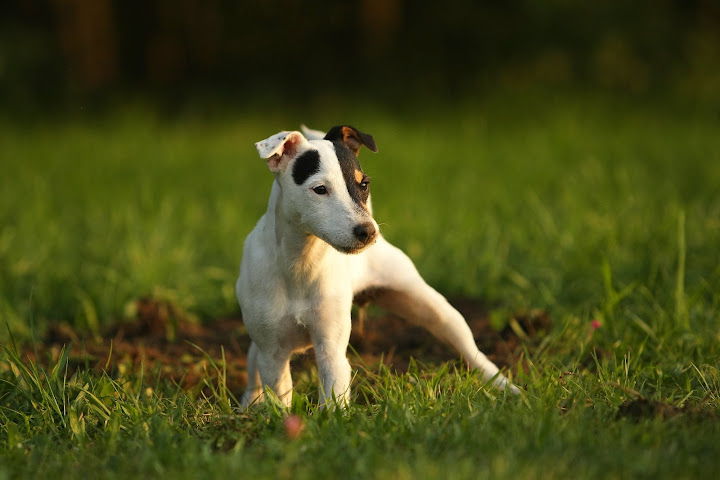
[353,223,376,244]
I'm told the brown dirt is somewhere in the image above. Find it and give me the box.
[615,397,717,422]
[27,297,549,394]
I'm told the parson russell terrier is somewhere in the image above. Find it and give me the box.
[236,125,520,408]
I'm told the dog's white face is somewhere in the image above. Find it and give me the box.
[256,126,379,254]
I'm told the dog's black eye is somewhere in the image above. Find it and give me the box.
[313,186,328,195]
[359,180,369,191]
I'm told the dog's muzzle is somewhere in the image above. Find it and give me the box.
[353,222,377,246]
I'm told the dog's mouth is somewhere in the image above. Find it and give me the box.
[334,235,378,255]
[316,222,378,255]
[337,245,366,255]
[335,244,368,255]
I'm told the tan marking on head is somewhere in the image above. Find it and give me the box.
[354,169,364,184]
[341,126,364,154]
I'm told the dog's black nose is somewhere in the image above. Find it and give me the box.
[353,223,376,244]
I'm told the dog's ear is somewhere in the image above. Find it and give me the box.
[324,126,377,156]
[255,131,309,173]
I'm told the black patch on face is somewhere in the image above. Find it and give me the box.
[332,141,370,207]
[291,150,320,185]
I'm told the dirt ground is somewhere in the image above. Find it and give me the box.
[32,297,550,394]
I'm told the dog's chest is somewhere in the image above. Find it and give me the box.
[273,276,349,330]
[284,298,317,328]
[271,295,325,351]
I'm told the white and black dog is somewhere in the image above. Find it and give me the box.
[236,125,519,408]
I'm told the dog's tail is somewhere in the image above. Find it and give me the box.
[300,124,326,141]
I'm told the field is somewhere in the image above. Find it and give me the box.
[1,92,719,478]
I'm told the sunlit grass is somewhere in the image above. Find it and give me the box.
[1,337,718,479]
[2,96,719,341]
[1,93,720,478]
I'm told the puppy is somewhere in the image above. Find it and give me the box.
[237,125,518,407]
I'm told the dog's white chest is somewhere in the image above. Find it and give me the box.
[286,299,315,328]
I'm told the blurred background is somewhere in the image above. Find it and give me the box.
[2,0,720,345]
[3,0,720,115]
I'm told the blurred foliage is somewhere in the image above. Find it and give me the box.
[2,0,720,113]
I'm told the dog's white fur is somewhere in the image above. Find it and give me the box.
[237,126,519,408]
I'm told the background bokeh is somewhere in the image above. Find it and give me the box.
[2,5,720,478]
[2,1,720,340]
[3,0,720,114]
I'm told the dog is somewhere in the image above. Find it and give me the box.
[236,125,519,408]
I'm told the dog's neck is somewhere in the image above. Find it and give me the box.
[267,181,335,281]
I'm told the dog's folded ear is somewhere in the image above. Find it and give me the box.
[324,126,378,156]
[255,131,309,173]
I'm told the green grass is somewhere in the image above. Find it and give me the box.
[1,92,720,478]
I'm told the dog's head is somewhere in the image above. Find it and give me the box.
[255,125,379,254]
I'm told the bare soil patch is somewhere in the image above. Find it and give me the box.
[29,297,549,394]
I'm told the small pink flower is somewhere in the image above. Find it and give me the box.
[591,319,601,330]
[284,414,305,440]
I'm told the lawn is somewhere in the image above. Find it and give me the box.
[1,92,719,478]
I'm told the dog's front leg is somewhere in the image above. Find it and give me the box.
[310,308,353,407]
[255,346,294,408]
[241,341,264,407]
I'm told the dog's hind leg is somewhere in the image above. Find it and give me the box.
[361,239,520,393]
[241,341,264,407]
